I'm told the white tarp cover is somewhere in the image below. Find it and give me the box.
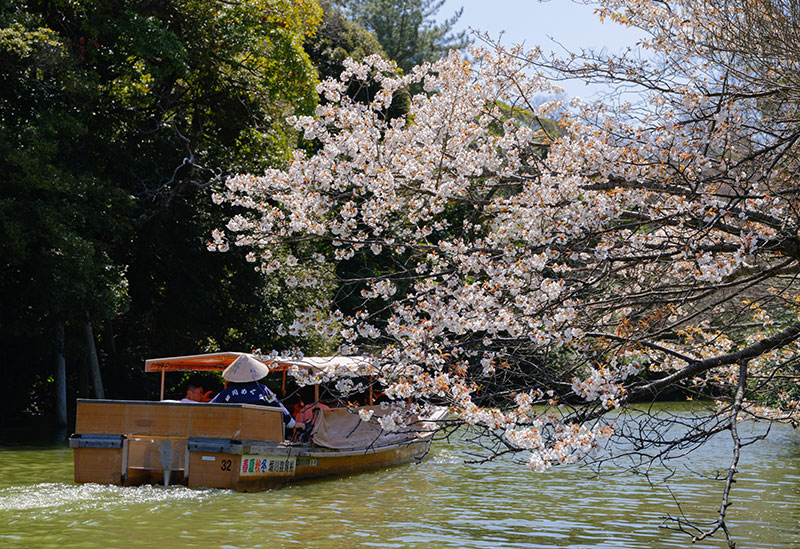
[279,356,372,377]
[277,356,416,378]
[310,405,429,450]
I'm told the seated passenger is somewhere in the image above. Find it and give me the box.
[293,397,314,425]
[291,397,331,442]
[211,354,303,430]
[181,377,213,403]
[295,398,330,423]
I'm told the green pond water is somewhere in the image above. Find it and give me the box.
[0,406,798,548]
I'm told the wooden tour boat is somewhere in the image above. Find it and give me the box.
[70,352,446,492]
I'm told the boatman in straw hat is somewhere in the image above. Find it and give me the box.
[210,354,304,431]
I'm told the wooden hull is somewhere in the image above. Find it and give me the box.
[70,400,438,491]
[184,438,433,492]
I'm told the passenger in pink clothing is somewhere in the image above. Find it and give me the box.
[292,398,331,441]
[294,398,330,423]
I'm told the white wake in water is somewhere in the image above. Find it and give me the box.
[0,482,216,514]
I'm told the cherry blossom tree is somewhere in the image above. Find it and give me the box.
[212,1,799,544]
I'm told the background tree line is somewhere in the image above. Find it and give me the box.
[0,0,467,422]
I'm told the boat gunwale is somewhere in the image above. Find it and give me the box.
[74,397,271,410]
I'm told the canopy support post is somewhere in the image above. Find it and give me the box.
[160,370,165,400]
[369,376,374,405]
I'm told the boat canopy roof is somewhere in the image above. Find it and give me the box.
[144,352,372,377]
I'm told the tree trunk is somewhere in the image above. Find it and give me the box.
[84,314,105,399]
[78,349,89,398]
[55,321,67,426]
[104,320,116,355]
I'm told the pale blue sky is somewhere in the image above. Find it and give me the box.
[441,0,644,99]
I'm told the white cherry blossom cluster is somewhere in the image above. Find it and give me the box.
[571,359,641,410]
[213,1,800,468]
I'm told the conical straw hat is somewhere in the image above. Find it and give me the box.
[222,354,269,382]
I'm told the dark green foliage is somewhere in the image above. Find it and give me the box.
[0,0,325,417]
[306,0,387,81]
[334,0,469,72]
[305,2,410,129]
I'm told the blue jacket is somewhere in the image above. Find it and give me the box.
[211,381,294,426]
